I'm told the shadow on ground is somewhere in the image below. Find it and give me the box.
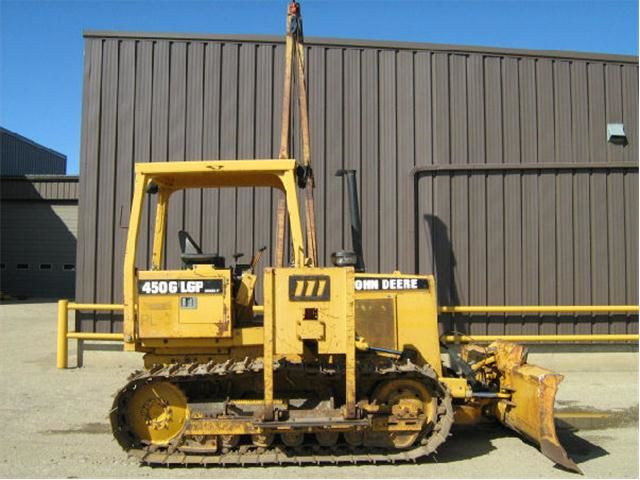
[425,420,610,471]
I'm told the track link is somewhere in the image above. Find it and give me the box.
[111,357,454,466]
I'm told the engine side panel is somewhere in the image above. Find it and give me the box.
[137,266,232,340]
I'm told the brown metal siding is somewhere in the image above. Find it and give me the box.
[0,176,79,201]
[77,33,638,335]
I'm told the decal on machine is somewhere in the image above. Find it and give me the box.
[289,275,331,301]
[354,277,428,291]
[138,279,223,295]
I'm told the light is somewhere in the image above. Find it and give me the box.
[331,250,358,267]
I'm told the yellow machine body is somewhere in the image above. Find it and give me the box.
[110,158,579,473]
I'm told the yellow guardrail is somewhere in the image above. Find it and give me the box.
[439,304,639,343]
[57,300,124,369]
[439,305,639,314]
[57,301,638,368]
[443,334,639,343]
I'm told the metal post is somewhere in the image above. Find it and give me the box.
[56,299,69,369]
[344,271,356,418]
[77,339,84,368]
[262,269,274,421]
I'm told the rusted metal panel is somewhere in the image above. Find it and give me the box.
[77,34,639,336]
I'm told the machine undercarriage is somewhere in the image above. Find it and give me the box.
[111,356,454,466]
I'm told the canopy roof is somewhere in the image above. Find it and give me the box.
[135,159,297,190]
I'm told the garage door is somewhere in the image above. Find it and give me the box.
[0,201,77,299]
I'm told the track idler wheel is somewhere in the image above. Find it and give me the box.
[371,378,437,450]
[124,380,188,446]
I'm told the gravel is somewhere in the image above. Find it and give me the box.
[1,301,637,478]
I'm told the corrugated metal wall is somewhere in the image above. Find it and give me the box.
[76,32,638,335]
[0,128,67,175]
[1,176,78,298]
[1,176,79,201]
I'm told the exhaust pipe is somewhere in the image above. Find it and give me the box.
[336,170,365,273]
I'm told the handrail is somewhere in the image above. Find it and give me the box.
[57,300,125,369]
[439,304,639,343]
[57,300,638,368]
[443,334,639,343]
[439,305,639,314]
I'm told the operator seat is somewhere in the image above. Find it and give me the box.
[178,230,225,268]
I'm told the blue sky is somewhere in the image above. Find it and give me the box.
[1,0,637,175]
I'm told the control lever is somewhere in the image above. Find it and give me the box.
[250,246,268,271]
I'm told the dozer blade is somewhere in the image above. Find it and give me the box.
[491,342,582,474]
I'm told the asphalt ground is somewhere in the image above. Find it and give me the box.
[0,301,638,478]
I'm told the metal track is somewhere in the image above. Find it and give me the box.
[111,357,454,467]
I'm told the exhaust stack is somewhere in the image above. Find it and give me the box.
[336,169,365,273]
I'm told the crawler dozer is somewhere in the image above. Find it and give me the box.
[110,160,579,472]
[109,1,578,472]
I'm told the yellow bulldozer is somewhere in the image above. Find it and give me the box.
[107,1,579,473]
[110,158,579,472]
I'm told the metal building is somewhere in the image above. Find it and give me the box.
[1,175,79,298]
[1,127,67,175]
[76,32,638,335]
[0,128,77,299]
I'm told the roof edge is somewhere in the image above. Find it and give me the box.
[0,127,67,160]
[1,175,79,182]
[83,31,638,64]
